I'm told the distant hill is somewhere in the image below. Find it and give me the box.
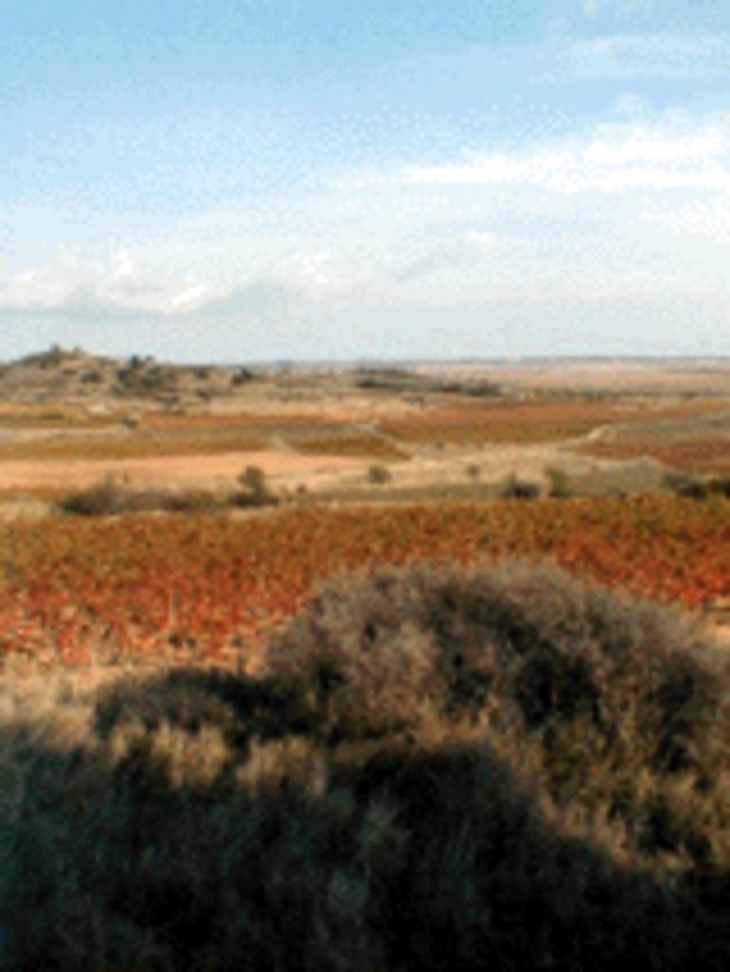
[0,346,256,406]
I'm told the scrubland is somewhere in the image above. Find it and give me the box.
[1,349,730,968]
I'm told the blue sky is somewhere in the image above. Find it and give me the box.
[2,0,730,362]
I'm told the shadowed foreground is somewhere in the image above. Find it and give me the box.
[2,559,730,970]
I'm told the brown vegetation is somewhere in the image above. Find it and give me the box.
[2,560,730,969]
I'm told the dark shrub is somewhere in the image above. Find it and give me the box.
[57,477,131,515]
[159,489,221,513]
[3,661,728,971]
[57,479,222,516]
[230,464,278,508]
[500,473,541,499]
[367,464,392,485]
[708,475,730,498]
[93,666,302,750]
[665,471,711,499]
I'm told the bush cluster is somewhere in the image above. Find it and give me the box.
[57,467,278,516]
[665,470,730,500]
[2,559,730,969]
[57,478,223,515]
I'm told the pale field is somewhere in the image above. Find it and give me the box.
[414,358,730,397]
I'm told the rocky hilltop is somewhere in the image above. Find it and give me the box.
[0,346,508,414]
[0,346,255,407]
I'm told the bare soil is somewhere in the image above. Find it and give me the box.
[0,450,372,492]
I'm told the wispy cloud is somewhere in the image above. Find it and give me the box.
[564,31,730,79]
[393,230,496,282]
[402,118,730,195]
[578,0,642,16]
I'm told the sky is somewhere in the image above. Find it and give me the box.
[2,0,730,363]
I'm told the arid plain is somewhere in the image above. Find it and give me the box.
[2,348,730,505]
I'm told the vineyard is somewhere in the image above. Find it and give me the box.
[2,494,728,669]
[582,434,730,472]
[3,352,730,970]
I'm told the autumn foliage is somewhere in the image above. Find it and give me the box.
[0,494,728,668]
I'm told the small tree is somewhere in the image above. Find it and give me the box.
[231,465,277,507]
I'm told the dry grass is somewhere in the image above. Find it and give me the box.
[0,430,270,462]
[0,401,130,428]
[289,431,409,460]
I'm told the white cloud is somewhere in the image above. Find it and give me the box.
[0,253,213,318]
[169,284,210,309]
[0,246,343,331]
[0,268,73,311]
[583,130,725,166]
[4,101,730,358]
[284,250,337,291]
[111,250,135,281]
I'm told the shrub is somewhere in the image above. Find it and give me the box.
[57,477,132,516]
[545,465,573,498]
[367,464,392,485]
[231,366,254,386]
[159,489,221,513]
[664,470,711,499]
[499,473,540,499]
[264,559,730,893]
[263,560,725,762]
[230,464,278,508]
[708,475,730,498]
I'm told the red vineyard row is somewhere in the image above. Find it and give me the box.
[0,495,728,666]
